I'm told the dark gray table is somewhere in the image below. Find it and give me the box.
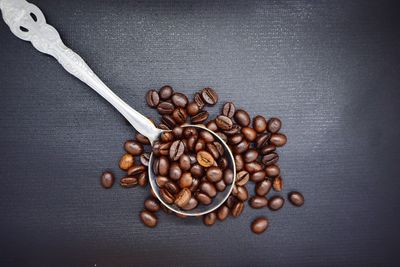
[1,0,399,266]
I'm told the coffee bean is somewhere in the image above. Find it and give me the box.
[144,198,160,212]
[194,139,205,153]
[273,176,283,192]
[135,132,150,144]
[233,140,250,154]
[206,143,220,160]
[175,188,192,207]
[267,118,281,133]
[183,127,198,138]
[178,154,191,171]
[222,102,236,118]
[191,111,209,124]
[251,217,268,234]
[190,164,205,179]
[244,149,259,163]
[217,205,230,221]
[288,191,304,207]
[231,201,244,217]
[201,87,218,105]
[223,124,241,135]
[168,163,182,180]
[226,195,238,209]
[268,196,284,211]
[234,110,250,127]
[169,140,185,161]
[236,171,250,186]
[195,192,212,205]
[234,186,248,201]
[187,135,197,151]
[100,171,115,189]
[216,115,233,130]
[171,92,188,108]
[197,151,215,167]
[270,133,287,147]
[165,181,179,195]
[215,132,228,143]
[234,154,244,171]
[206,166,223,182]
[245,162,263,173]
[218,157,228,170]
[241,127,257,141]
[229,133,243,145]
[255,133,271,149]
[265,164,280,177]
[250,171,266,183]
[159,132,173,143]
[156,176,169,187]
[140,210,157,228]
[157,101,175,115]
[253,115,267,133]
[158,156,169,176]
[199,130,215,143]
[159,85,173,100]
[124,140,143,156]
[223,169,234,184]
[158,123,171,130]
[161,115,176,129]
[159,142,172,156]
[119,154,135,170]
[203,211,217,226]
[127,165,145,176]
[187,102,200,116]
[120,176,138,188]
[200,181,217,198]
[145,89,160,108]
[194,92,205,109]
[161,204,173,214]
[262,152,279,166]
[215,179,227,192]
[152,158,160,175]
[206,120,218,131]
[255,179,272,196]
[181,197,198,210]
[160,188,175,204]
[179,172,193,188]
[138,173,148,187]
[249,196,269,209]
[172,126,184,138]
[260,144,276,155]
[172,107,187,124]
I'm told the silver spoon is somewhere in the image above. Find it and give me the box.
[0,0,236,216]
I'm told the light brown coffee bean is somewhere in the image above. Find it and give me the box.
[144,198,160,212]
[174,188,192,207]
[236,171,250,186]
[270,133,287,147]
[268,196,285,211]
[241,127,257,141]
[217,205,230,221]
[119,154,134,170]
[140,210,158,228]
[288,191,304,207]
[253,115,267,133]
[255,179,272,196]
[197,151,215,167]
[251,217,268,234]
[120,176,138,188]
[249,196,268,209]
[273,176,283,192]
[203,211,217,226]
[179,172,193,188]
[231,201,244,217]
[124,140,144,156]
[265,164,280,177]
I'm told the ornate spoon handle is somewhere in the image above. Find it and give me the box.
[0,0,162,143]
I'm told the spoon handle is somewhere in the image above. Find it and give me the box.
[0,0,162,143]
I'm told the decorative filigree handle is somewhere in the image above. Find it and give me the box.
[0,0,162,143]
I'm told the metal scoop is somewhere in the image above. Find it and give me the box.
[0,0,236,216]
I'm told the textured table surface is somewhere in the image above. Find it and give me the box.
[1,0,400,266]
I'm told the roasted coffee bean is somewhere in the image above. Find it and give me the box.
[251,171,266,183]
[158,142,171,156]
[187,135,197,151]
[234,186,249,201]
[223,124,241,135]
[222,102,236,118]
[157,101,175,114]
[195,192,212,205]
[217,205,230,221]
[172,126,184,138]
[268,196,284,211]
[201,87,218,105]
[229,133,243,145]
[161,115,176,129]
[253,115,267,133]
[179,172,193,188]
[197,151,215,167]
[206,166,223,182]
[160,188,175,204]
[288,191,304,207]
[200,181,217,198]
[245,162,263,173]
[135,132,150,145]
[160,132,174,143]
[152,158,160,175]
[270,133,287,147]
[161,204,173,214]
[127,165,145,176]
[124,140,143,156]
[183,127,198,138]
[255,133,271,149]
[178,154,191,171]
[168,163,182,180]
[206,120,218,131]
[138,172,148,187]
[158,123,171,130]
[186,102,200,116]
[231,201,244,217]
[255,179,272,196]
[241,127,257,141]
[233,140,250,154]
[175,188,191,207]
[190,164,205,178]
[140,210,157,228]
[156,176,169,187]
[120,176,138,188]
[159,85,173,100]
[169,140,185,161]
[226,195,238,209]
[182,197,198,211]
[215,132,228,143]
[267,118,282,133]
[189,178,200,191]
[206,143,220,160]
[223,169,234,185]
[260,144,276,155]
[251,217,268,234]
[100,171,115,189]
[273,176,283,192]
[195,139,206,152]
[244,149,259,163]
[234,110,250,127]
[145,89,160,108]
[165,181,179,195]
[203,211,217,226]
[216,115,233,130]
[158,156,169,176]
[194,92,205,109]
[199,130,215,143]
[234,154,244,171]
[191,111,209,124]
[172,107,188,124]
[218,157,228,170]
[265,164,280,177]
[144,198,160,212]
[215,179,227,191]
[236,171,250,186]
[249,196,269,209]
[214,142,224,155]
[171,92,188,108]
[119,154,135,170]
[262,152,279,166]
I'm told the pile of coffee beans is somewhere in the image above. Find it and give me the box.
[100,85,304,233]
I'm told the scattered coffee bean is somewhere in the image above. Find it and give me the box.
[196,192,212,205]
[157,101,175,115]
[250,171,266,183]
[273,176,283,192]
[243,149,259,163]
[251,217,268,234]
[120,176,138,188]
[194,92,205,109]
[288,191,304,207]
[267,118,281,133]
[197,151,215,167]
[135,132,150,145]
[223,169,234,184]
[200,181,217,198]
[203,211,217,226]
[191,111,209,124]
[119,154,135,170]
[124,140,144,156]
[179,172,193,188]
[172,107,188,124]
[231,201,244,217]
[241,127,257,141]
[245,162,263,173]
[222,102,236,118]
[206,120,218,131]
[140,210,158,228]
[217,205,230,221]
[234,110,250,127]
[262,152,279,166]
[234,154,244,171]
[138,172,148,187]
[236,171,250,186]
[170,140,185,161]
[249,196,269,209]
[100,171,115,189]
[268,196,285,211]
[160,188,175,204]
[174,188,192,207]
[255,133,271,149]
[255,179,272,196]
[187,102,200,116]
[182,197,198,210]
[127,165,145,176]
[172,92,188,108]
[201,87,218,105]
[144,198,160,212]
[145,90,160,108]
[265,164,280,177]
[269,133,287,147]
[253,115,267,133]
[216,115,233,130]
[206,166,223,182]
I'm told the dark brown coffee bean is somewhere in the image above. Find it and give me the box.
[127,165,145,176]
[288,191,304,207]
[120,176,138,188]
[168,162,181,180]
[185,101,198,116]
[152,157,160,175]
[189,178,200,192]
[194,92,205,109]
[201,87,218,105]
[187,135,197,151]
[157,101,175,115]
[160,188,175,204]
[135,132,150,145]
[119,154,134,170]
[160,132,174,143]
[223,124,241,135]
[255,179,272,196]
[255,133,270,149]
[159,85,173,100]
[216,115,233,130]
[214,142,224,155]
[171,92,188,108]
[268,196,284,211]
[181,197,198,210]
[267,118,281,133]
[262,152,279,166]
[100,171,115,189]
[179,172,193,188]
[191,111,209,124]
[249,196,269,209]
[215,132,228,143]
[206,120,218,131]
[199,130,215,143]
[234,186,249,201]
[165,181,179,195]
[144,198,160,212]
[206,143,220,159]
[159,142,172,156]
[138,172,148,187]
[221,102,236,118]
[236,171,250,186]
[217,205,230,221]
[270,133,287,147]
[223,169,234,185]
[195,139,206,153]
[231,201,244,217]
[145,90,160,108]
[251,217,268,234]
[140,210,157,228]
[260,144,276,155]
[195,192,212,205]
[169,140,185,161]
[183,127,198,138]
[203,211,217,226]
[265,164,280,177]
[179,154,191,171]
[244,149,259,163]
[251,171,266,183]
[273,176,283,192]
[200,181,217,198]
[245,162,263,173]
[158,123,171,130]
[156,176,169,187]
[218,157,228,170]
[233,140,250,154]
[175,188,192,207]
[161,115,176,129]
[172,126,184,138]
[234,110,250,127]
[215,179,227,192]
[172,107,188,124]
[206,166,223,182]
[190,164,205,179]
[241,127,257,141]
[158,156,169,176]
[229,133,243,145]
[234,154,244,171]
[253,115,267,133]
[226,195,238,209]
[197,151,215,167]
